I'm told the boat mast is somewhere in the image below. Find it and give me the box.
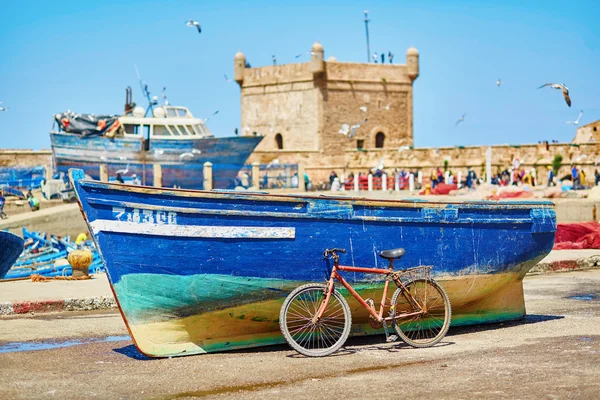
[134,65,157,117]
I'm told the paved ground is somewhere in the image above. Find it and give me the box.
[1,270,599,399]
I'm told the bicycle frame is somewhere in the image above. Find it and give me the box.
[315,256,425,324]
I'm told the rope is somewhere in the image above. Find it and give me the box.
[30,274,92,282]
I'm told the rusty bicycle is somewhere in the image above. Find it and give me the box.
[279,248,452,357]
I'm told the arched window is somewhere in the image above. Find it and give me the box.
[275,133,283,150]
[375,132,385,148]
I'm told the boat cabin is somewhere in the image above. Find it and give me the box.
[120,106,214,139]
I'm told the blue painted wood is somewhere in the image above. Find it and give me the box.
[0,232,24,279]
[70,168,556,284]
[51,133,263,189]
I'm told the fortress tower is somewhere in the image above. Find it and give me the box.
[235,42,419,180]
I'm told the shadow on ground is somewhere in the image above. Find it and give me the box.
[111,314,564,360]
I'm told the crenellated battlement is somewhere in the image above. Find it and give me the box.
[237,41,420,161]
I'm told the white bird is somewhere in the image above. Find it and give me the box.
[224,74,233,83]
[338,119,368,138]
[496,78,502,87]
[455,113,466,127]
[575,154,588,162]
[179,152,195,160]
[566,110,584,125]
[191,148,202,155]
[349,119,368,138]
[339,124,350,135]
[294,51,320,59]
[202,110,219,123]
[384,103,392,110]
[115,164,129,175]
[538,83,571,107]
[359,106,367,113]
[1,101,9,111]
[186,20,201,34]
[398,145,411,152]
[161,87,169,106]
[153,149,165,156]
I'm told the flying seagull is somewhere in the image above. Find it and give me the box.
[115,164,130,175]
[565,110,584,125]
[202,110,219,123]
[496,78,502,87]
[538,83,571,107]
[398,145,411,152]
[224,74,233,83]
[294,51,319,59]
[339,119,368,138]
[359,106,367,112]
[179,152,197,160]
[186,20,201,34]
[384,103,392,110]
[455,113,466,127]
[0,101,8,111]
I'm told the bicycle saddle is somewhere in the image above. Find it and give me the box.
[379,248,406,260]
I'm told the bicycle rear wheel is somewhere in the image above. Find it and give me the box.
[279,284,352,357]
[390,278,451,348]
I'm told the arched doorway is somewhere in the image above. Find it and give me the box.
[275,133,283,150]
[375,132,385,148]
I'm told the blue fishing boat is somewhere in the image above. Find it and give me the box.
[0,231,24,279]
[70,169,556,358]
[51,98,262,189]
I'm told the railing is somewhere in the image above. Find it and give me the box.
[342,173,425,192]
[238,163,299,189]
[0,166,46,189]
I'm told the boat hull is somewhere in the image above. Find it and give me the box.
[51,133,263,189]
[0,232,24,279]
[70,169,556,357]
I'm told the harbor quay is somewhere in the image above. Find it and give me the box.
[1,269,599,399]
[2,2,599,398]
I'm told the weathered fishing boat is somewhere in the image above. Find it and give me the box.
[0,231,24,279]
[51,101,263,189]
[70,169,556,358]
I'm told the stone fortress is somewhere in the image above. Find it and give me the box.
[238,42,600,184]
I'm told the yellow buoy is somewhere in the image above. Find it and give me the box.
[68,249,93,278]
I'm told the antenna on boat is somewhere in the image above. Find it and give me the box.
[134,64,158,117]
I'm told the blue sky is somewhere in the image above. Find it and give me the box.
[0,0,599,150]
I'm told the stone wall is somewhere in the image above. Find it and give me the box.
[0,150,52,174]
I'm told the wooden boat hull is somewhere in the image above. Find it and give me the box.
[70,169,556,357]
[0,232,24,279]
[51,133,263,189]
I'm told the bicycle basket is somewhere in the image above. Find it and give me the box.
[392,266,432,286]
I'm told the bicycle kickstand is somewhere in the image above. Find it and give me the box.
[382,320,398,343]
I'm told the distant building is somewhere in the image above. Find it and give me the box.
[235,41,419,180]
[572,120,600,144]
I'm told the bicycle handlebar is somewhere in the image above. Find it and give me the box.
[323,248,347,258]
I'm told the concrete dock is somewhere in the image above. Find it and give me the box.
[0,269,599,399]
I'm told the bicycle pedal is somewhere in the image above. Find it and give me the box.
[386,334,399,343]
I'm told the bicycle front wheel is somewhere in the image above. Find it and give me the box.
[279,284,352,357]
[391,278,451,348]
